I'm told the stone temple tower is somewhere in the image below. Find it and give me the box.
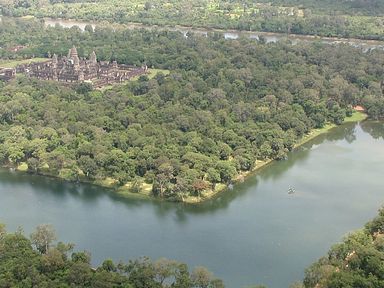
[90,51,97,64]
[52,53,58,68]
[68,45,78,59]
[68,46,80,68]
[52,54,58,80]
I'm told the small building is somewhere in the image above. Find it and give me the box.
[353,105,365,112]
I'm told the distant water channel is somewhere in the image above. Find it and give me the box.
[43,18,384,51]
[1,121,384,287]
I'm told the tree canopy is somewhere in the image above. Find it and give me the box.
[304,208,384,288]
[0,224,223,287]
[1,0,384,39]
[1,17,383,200]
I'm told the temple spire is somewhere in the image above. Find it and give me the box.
[90,51,97,63]
[67,45,80,67]
[69,45,78,59]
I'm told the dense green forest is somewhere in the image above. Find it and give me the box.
[1,0,384,39]
[1,17,384,200]
[258,0,384,15]
[0,223,224,287]
[303,208,384,288]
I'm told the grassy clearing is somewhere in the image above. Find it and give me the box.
[97,68,171,91]
[115,181,153,200]
[21,15,35,20]
[183,183,227,204]
[344,111,367,122]
[147,68,170,79]
[17,162,28,172]
[97,84,114,92]
[295,111,366,148]
[130,68,170,81]
[295,123,336,148]
[253,159,274,170]
[94,177,118,187]
[0,58,49,68]
[141,182,153,195]
[91,176,154,200]
[115,189,152,200]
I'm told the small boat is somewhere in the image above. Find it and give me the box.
[288,187,295,194]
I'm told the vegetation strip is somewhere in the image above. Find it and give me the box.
[304,208,384,287]
[2,0,384,40]
[0,224,224,287]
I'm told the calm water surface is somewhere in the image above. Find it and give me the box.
[1,121,384,288]
[43,18,384,50]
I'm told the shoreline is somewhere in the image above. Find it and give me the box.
[9,15,382,45]
[43,17,384,43]
[182,111,367,204]
[5,112,367,204]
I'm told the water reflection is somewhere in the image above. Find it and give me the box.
[0,122,361,218]
[1,121,384,288]
[42,18,384,51]
[360,121,384,140]
[301,122,357,148]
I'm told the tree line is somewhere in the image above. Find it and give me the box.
[1,0,384,40]
[0,223,224,287]
[303,208,384,287]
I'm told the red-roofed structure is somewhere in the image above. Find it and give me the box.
[353,105,365,112]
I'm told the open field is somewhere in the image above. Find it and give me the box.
[131,68,170,81]
[98,68,170,91]
[0,58,48,68]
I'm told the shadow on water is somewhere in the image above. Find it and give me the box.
[360,121,384,140]
[171,122,359,216]
[0,122,360,220]
[300,122,357,148]
[239,122,357,184]
[0,169,149,208]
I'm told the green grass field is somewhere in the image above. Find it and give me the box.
[0,58,49,68]
[130,68,170,81]
[344,110,368,122]
[295,111,367,147]
[98,68,171,91]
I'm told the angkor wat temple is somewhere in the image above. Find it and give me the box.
[0,46,148,87]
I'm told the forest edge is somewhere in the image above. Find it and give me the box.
[6,111,368,204]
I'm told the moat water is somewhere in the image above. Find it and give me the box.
[1,121,384,287]
[43,18,384,51]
